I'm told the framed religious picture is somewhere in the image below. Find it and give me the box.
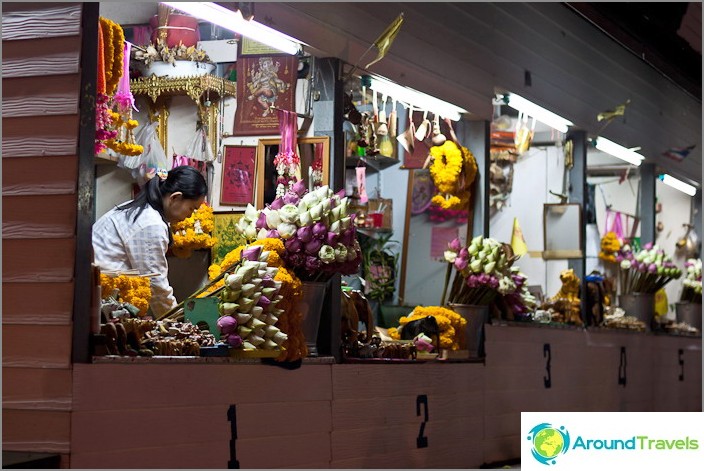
[211,213,247,266]
[233,54,298,135]
[220,145,258,208]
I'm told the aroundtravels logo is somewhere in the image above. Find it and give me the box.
[527,423,571,465]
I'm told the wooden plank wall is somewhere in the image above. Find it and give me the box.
[1,2,83,464]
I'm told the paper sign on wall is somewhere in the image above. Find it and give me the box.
[430,226,459,260]
[356,166,368,204]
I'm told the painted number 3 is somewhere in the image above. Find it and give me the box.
[416,394,429,448]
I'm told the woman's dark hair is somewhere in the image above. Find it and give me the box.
[117,165,208,222]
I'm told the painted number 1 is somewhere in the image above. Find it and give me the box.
[227,405,240,469]
[416,394,429,448]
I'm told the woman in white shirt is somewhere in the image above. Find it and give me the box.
[93,165,207,316]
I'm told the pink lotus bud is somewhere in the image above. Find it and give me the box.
[449,238,462,251]
[257,296,271,307]
[226,334,243,348]
[297,226,313,243]
[242,245,263,261]
[283,192,300,205]
[255,212,268,230]
[648,263,657,273]
[305,238,323,255]
[217,315,238,335]
[266,229,280,239]
[339,228,355,246]
[326,232,338,246]
[312,222,327,239]
[335,188,346,198]
[454,257,468,271]
[292,180,307,196]
[284,237,302,253]
[459,248,469,259]
[269,198,284,210]
[643,242,653,250]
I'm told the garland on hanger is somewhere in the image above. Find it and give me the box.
[426,140,478,221]
[273,109,300,197]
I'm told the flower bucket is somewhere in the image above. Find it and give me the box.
[675,302,702,331]
[299,281,327,356]
[447,303,490,358]
[136,60,215,78]
[619,293,655,331]
[150,14,200,48]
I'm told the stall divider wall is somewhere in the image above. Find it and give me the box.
[1,2,87,465]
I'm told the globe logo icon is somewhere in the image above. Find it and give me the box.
[527,423,570,465]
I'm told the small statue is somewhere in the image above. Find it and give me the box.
[545,268,583,326]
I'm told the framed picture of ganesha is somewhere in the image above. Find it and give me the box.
[233,54,298,135]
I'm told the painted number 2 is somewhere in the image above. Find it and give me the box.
[416,394,429,448]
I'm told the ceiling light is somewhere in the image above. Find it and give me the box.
[503,93,573,133]
[594,137,645,166]
[369,75,467,121]
[658,174,697,196]
[161,2,302,55]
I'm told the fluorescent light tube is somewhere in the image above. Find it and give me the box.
[161,2,302,55]
[504,93,573,133]
[369,75,466,121]
[659,174,697,196]
[594,137,645,166]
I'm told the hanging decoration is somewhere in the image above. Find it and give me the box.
[273,109,300,198]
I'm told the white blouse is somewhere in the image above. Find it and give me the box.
[92,203,177,316]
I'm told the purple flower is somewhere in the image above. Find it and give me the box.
[297,226,313,243]
[226,334,243,348]
[305,256,322,272]
[312,222,327,239]
[326,232,338,246]
[292,180,307,196]
[242,245,263,261]
[284,237,303,253]
[305,238,323,255]
[449,238,462,251]
[287,252,305,268]
[269,198,284,210]
[257,296,271,307]
[266,229,280,239]
[335,188,346,198]
[648,263,657,273]
[283,192,300,205]
[644,242,653,250]
[454,257,468,271]
[459,248,469,259]
[255,212,268,230]
[217,315,237,334]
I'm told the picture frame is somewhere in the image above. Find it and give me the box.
[211,213,247,266]
[543,203,584,259]
[219,145,258,209]
[256,136,330,208]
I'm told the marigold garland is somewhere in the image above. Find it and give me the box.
[427,142,477,221]
[100,273,151,316]
[388,305,467,351]
[96,21,106,94]
[171,203,216,258]
[99,17,124,96]
[429,141,464,194]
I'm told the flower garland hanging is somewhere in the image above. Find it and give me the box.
[273,109,300,198]
[427,140,478,221]
[170,203,216,258]
[99,17,124,96]
[100,274,151,316]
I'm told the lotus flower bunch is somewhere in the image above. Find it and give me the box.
[443,235,518,306]
[502,267,538,319]
[236,180,362,281]
[680,258,702,304]
[616,242,682,295]
[216,245,288,350]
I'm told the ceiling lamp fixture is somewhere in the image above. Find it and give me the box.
[369,75,466,121]
[594,136,645,166]
[503,93,573,133]
[658,174,697,196]
[161,2,302,55]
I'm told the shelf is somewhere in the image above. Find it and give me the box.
[346,154,400,172]
[357,227,393,236]
[95,152,119,165]
[130,73,236,103]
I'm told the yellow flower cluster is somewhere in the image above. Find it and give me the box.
[105,139,144,156]
[598,231,621,263]
[99,273,151,316]
[428,141,478,212]
[108,111,139,130]
[171,203,216,259]
[388,305,467,351]
[99,17,124,96]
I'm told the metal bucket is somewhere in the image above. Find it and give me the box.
[447,304,490,358]
[619,293,655,331]
[675,302,702,331]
